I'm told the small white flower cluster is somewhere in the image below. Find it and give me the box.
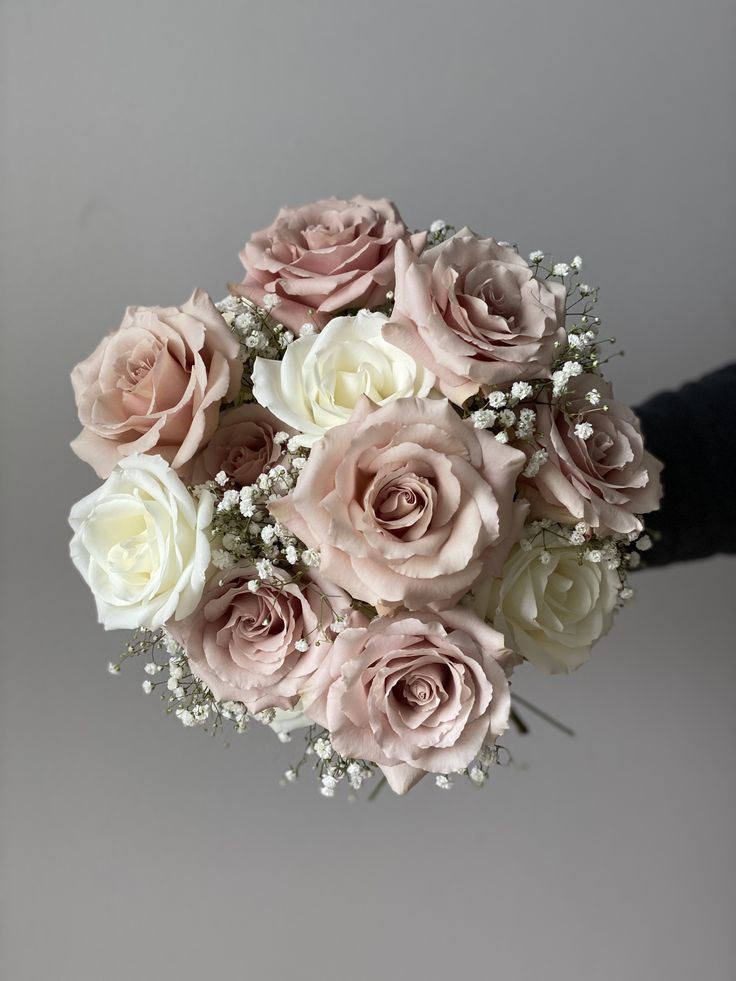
[551,359,584,398]
[540,267,606,397]
[423,745,504,792]
[216,295,294,404]
[517,519,644,600]
[119,630,250,735]
[528,252,582,277]
[583,540,623,570]
[574,421,594,441]
[569,521,590,546]
[427,219,454,245]
[282,731,506,797]
[282,730,376,798]
[515,407,537,440]
[470,389,537,444]
[510,381,534,403]
[567,327,598,352]
[522,447,549,478]
[564,319,602,365]
[463,743,500,788]
[470,408,495,429]
[202,452,315,576]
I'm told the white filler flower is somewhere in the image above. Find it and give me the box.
[252,309,434,446]
[472,538,620,673]
[69,454,213,630]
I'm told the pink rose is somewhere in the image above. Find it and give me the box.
[270,396,528,612]
[178,403,289,486]
[522,374,663,534]
[383,231,566,403]
[166,565,363,714]
[303,609,512,795]
[71,290,242,478]
[232,196,425,333]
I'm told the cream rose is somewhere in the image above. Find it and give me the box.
[69,454,213,630]
[472,538,620,674]
[252,310,434,446]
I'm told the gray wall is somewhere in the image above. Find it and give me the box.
[2,1,735,979]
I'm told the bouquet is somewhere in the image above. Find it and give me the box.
[69,196,662,796]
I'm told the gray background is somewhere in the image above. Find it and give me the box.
[2,1,735,978]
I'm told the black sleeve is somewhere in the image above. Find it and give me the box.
[633,363,736,567]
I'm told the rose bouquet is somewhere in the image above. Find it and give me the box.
[69,196,662,796]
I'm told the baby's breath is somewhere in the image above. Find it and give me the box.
[216,294,293,405]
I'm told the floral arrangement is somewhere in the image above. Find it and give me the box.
[68,196,662,797]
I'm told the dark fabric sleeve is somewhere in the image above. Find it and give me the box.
[633,363,736,567]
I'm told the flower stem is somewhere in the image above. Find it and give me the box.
[512,695,576,738]
[367,775,387,801]
[509,707,530,735]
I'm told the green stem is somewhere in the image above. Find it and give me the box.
[367,775,387,801]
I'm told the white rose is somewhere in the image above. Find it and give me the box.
[251,309,434,446]
[269,702,312,736]
[471,540,620,673]
[69,454,213,630]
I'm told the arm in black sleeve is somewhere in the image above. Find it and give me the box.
[634,363,736,567]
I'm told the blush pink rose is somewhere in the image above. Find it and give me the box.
[521,374,663,535]
[166,565,363,713]
[231,196,425,333]
[270,396,529,612]
[71,290,242,478]
[178,403,290,487]
[383,231,566,403]
[303,609,512,795]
